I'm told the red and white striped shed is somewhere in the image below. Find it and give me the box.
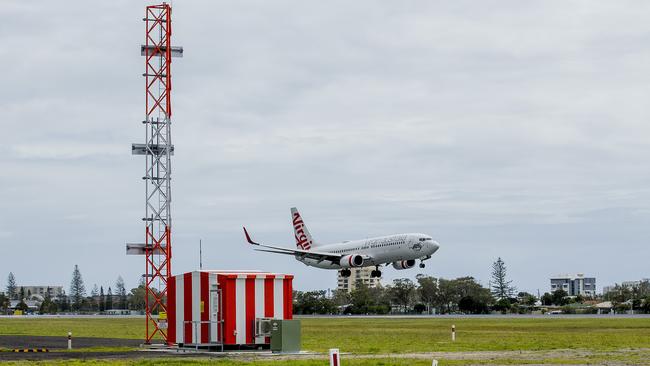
[167,270,293,346]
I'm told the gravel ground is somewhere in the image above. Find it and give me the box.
[0,351,147,361]
[0,335,143,350]
[0,335,147,361]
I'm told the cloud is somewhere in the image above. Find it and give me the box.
[1,0,649,293]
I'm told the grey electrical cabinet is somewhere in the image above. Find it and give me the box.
[270,319,301,353]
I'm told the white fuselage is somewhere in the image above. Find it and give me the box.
[298,233,439,269]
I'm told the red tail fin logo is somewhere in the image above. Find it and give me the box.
[293,212,312,250]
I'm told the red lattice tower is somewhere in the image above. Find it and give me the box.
[129,2,182,345]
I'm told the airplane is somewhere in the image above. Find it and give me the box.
[243,207,440,278]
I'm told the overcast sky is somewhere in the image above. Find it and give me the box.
[1,1,649,295]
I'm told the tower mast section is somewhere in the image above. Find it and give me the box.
[130,2,182,344]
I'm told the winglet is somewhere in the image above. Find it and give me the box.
[243,227,259,245]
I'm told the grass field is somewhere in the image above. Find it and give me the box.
[2,317,650,352]
[2,316,650,365]
[303,317,650,352]
[0,359,597,366]
[0,318,143,340]
[4,355,650,366]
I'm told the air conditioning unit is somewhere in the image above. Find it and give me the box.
[256,318,273,337]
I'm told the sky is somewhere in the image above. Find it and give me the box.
[1,1,649,295]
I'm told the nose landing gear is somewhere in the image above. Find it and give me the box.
[419,262,425,268]
[340,269,351,277]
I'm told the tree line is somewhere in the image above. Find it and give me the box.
[5,259,650,315]
[295,275,536,315]
[294,259,650,315]
[602,281,650,313]
[1,266,151,314]
[294,257,531,315]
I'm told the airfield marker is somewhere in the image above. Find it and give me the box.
[432,360,439,366]
[67,331,72,350]
[452,324,456,341]
[329,348,341,366]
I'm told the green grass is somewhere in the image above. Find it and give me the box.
[2,317,650,352]
[0,360,600,366]
[2,316,650,364]
[0,318,143,340]
[4,357,650,366]
[301,317,650,353]
[0,360,439,366]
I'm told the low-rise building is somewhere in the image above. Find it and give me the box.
[105,309,139,316]
[621,279,650,288]
[9,300,40,313]
[337,268,381,293]
[595,301,613,314]
[602,285,615,295]
[602,278,649,295]
[19,286,65,300]
[550,274,596,297]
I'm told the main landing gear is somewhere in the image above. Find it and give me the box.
[341,267,382,278]
[370,266,382,278]
[420,255,431,269]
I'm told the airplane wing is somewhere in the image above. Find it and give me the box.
[243,227,345,264]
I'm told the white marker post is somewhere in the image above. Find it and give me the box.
[451,324,456,342]
[67,331,72,350]
[432,360,439,366]
[329,348,341,366]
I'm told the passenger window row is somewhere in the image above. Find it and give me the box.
[332,240,406,253]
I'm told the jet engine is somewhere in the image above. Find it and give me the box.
[340,254,364,268]
[392,259,416,270]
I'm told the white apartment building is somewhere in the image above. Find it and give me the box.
[550,274,596,297]
[337,268,382,293]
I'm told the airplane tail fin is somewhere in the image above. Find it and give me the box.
[291,207,317,250]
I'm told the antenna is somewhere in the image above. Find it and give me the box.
[126,3,183,345]
[199,239,203,270]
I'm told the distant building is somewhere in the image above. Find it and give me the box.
[9,300,40,312]
[105,309,139,316]
[337,268,381,293]
[595,301,614,314]
[550,274,596,297]
[19,286,65,300]
[621,279,650,288]
[603,278,649,295]
[602,285,615,295]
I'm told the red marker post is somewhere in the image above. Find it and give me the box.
[329,348,341,366]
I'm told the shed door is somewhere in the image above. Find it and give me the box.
[210,286,221,343]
